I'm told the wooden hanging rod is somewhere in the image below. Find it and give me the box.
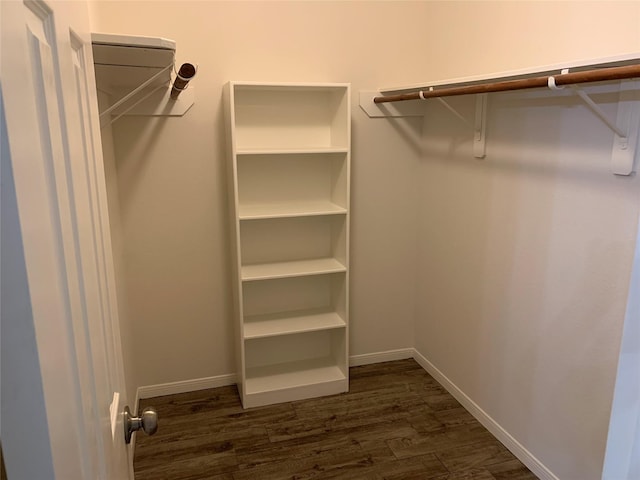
[374,64,640,104]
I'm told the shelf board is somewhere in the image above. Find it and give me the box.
[244,309,346,339]
[245,357,346,395]
[241,258,346,282]
[236,147,348,155]
[239,202,347,220]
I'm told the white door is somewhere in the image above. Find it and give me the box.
[1,0,131,479]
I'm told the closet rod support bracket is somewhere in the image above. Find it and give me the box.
[610,80,639,176]
[569,85,627,138]
[434,96,472,128]
[474,94,488,159]
[427,92,486,158]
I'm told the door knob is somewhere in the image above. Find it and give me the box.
[124,406,158,444]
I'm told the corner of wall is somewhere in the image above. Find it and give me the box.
[411,348,558,480]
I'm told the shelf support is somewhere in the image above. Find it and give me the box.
[609,80,640,175]
[361,80,639,172]
[106,82,167,127]
[569,86,627,138]
[434,97,472,127]
[105,87,195,127]
[558,76,639,175]
[549,70,638,175]
[99,63,173,120]
[474,94,488,159]
[360,89,488,158]
[421,92,488,159]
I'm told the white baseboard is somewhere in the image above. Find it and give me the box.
[412,348,557,480]
[135,350,413,399]
[133,347,555,480]
[135,349,414,399]
[136,373,237,400]
[350,348,415,367]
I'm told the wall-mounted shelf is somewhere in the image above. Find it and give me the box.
[92,33,175,90]
[361,53,640,175]
[92,33,195,125]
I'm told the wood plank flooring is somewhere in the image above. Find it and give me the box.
[135,359,538,480]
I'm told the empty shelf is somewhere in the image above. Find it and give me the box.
[244,309,346,339]
[236,147,349,155]
[241,258,346,281]
[245,357,347,395]
[239,202,347,220]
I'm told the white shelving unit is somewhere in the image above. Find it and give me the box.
[224,82,350,408]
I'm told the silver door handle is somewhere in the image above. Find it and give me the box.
[124,406,158,444]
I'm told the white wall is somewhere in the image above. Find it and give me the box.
[408,4,640,479]
[89,0,429,386]
[414,87,640,479]
[89,1,640,478]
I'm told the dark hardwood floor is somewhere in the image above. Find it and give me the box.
[135,359,538,480]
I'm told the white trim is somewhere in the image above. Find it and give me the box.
[412,348,558,480]
[349,348,414,367]
[135,350,414,399]
[91,33,176,51]
[136,373,237,400]
[133,348,556,480]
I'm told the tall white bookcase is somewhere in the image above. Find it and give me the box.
[223,82,351,408]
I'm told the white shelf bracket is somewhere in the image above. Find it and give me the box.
[562,79,638,175]
[474,93,488,159]
[434,97,472,128]
[610,80,640,176]
[434,93,486,158]
[570,86,627,138]
[107,86,195,126]
[431,92,486,158]
[99,63,173,120]
[360,90,488,158]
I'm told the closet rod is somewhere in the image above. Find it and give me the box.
[374,64,640,104]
